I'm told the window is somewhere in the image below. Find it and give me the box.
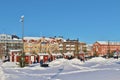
[7,37,11,39]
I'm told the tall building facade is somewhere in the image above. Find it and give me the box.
[24,37,87,55]
[59,39,86,54]
[0,34,23,58]
[24,37,63,54]
[86,44,93,56]
[0,34,87,59]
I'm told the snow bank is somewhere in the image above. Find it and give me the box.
[49,59,67,67]
[24,63,46,70]
[87,57,106,63]
[0,60,6,80]
[0,67,5,80]
[49,58,85,71]
[1,62,19,68]
[49,58,84,66]
[70,58,84,64]
[0,60,3,65]
[2,58,120,80]
[87,57,120,65]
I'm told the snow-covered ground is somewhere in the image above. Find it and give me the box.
[1,57,120,80]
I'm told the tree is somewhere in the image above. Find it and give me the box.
[93,52,98,57]
[19,53,26,67]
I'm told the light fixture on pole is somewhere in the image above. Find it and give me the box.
[20,15,24,42]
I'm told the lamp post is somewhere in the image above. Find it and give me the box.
[20,15,25,67]
[21,15,24,46]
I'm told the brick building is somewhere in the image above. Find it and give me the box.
[93,41,120,56]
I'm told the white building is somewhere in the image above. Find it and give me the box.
[0,34,12,40]
[0,34,22,59]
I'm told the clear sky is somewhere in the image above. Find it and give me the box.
[0,0,120,43]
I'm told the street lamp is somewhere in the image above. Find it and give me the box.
[20,15,25,67]
[21,15,24,44]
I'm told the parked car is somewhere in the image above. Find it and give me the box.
[113,52,119,59]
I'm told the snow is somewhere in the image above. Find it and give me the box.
[64,52,74,56]
[24,37,66,43]
[97,41,120,45]
[1,57,120,80]
[38,53,49,55]
[97,41,108,45]
[24,37,41,40]
[51,53,62,56]
[87,57,106,62]
[10,50,21,52]
[1,62,18,68]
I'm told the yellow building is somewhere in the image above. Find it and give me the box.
[24,37,63,54]
[24,37,40,54]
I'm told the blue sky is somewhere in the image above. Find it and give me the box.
[0,0,120,43]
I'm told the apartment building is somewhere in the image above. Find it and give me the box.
[23,37,63,54]
[93,41,120,56]
[0,34,23,58]
[86,44,93,56]
[24,37,87,56]
[59,39,86,55]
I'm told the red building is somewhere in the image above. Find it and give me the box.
[93,41,120,56]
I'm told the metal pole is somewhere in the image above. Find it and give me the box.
[20,15,25,67]
[21,15,24,53]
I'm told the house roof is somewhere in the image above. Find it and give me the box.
[96,41,108,45]
[24,37,41,40]
[97,41,120,45]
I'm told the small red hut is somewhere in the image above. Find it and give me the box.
[64,52,74,59]
[37,53,50,63]
[51,53,63,60]
[9,50,22,62]
[78,51,85,61]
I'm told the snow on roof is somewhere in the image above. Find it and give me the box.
[64,52,74,56]
[24,37,41,40]
[25,53,31,55]
[56,38,66,42]
[52,53,63,56]
[10,50,22,52]
[23,36,68,44]
[44,37,50,40]
[97,41,120,45]
[38,53,49,55]
[97,41,108,45]
[86,44,93,46]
